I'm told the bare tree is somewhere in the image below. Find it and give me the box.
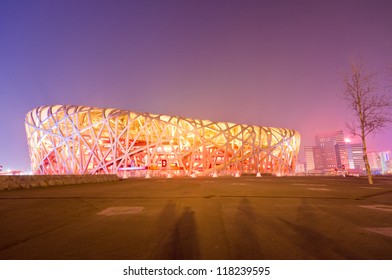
[343,57,392,184]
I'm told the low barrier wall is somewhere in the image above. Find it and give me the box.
[0,174,120,191]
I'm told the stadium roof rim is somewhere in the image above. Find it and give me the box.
[26,104,300,134]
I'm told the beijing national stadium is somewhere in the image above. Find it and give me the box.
[25,105,300,177]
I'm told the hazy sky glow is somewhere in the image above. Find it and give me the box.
[1,0,392,171]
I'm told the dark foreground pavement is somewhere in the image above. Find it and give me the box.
[0,175,391,260]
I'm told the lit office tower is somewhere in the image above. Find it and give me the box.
[306,130,365,174]
[335,142,355,170]
[351,143,365,170]
[305,146,315,171]
[315,130,344,170]
[305,146,323,172]
[368,152,381,173]
[367,150,391,174]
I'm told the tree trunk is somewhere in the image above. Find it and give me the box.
[362,137,373,184]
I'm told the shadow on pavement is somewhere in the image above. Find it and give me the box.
[279,198,358,259]
[231,197,264,259]
[148,201,200,259]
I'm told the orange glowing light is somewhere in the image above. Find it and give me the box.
[25,105,301,177]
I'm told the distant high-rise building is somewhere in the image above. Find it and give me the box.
[351,143,365,170]
[295,162,306,174]
[306,130,365,174]
[335,142,355,169]
[380,151,391,174]
[305,146,323,172]
[305,146,315,171]
[368,152,380,172]
[368,150,391,174]
[315,130,344,170]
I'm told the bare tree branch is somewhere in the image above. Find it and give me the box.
[342,56,392,184]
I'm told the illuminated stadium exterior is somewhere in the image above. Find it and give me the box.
[25,105,300,177]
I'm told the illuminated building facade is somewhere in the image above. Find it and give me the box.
[315,130,344,170]
[25,105,300,177]
[368,151,391,174]
[306,130,366,174]
[304,146,323,173]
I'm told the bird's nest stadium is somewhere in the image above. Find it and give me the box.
[25,105,300,177]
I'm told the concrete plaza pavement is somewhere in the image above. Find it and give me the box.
[0,175,391,260]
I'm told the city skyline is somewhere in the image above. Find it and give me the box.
[305,130,367,174]
[1,0,392,171]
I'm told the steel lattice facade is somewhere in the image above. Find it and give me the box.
[25,105,301,176]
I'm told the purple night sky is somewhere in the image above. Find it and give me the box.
[1,0,391,171]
